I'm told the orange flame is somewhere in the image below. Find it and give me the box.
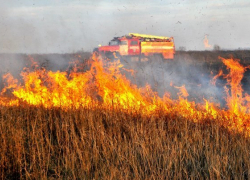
[219,57,250,114]
[0,54,250,136]
[211,69,223,86]
[204,35,211,48]
[175,85,189,99]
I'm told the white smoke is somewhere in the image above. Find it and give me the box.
[122,55,226,106]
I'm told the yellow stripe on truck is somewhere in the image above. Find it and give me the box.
[141,42,174,54]
[141,46,174,49]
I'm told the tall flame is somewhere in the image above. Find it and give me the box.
[213,57,250,114]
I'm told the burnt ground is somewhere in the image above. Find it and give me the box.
[0,50,250,106]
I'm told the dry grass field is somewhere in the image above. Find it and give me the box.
[1,50,250,179]
[1,105,250,179]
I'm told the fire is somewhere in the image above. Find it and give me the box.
[175,85,189,98]
[213,57,250,114]
[0,55,160,113]
[0,54,250,136]
[204,35,211,48]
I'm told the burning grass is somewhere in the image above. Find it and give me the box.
[1,54,250,178]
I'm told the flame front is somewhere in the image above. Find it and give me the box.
[1,55,160,113]
[1,54,250,136]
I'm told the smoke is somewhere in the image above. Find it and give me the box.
[0,51,248,110]
[122,55,226,106]
[0,54,27,90]
[0,53,91,92]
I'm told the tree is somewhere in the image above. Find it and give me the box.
[213,44,220,51]
[179,46,186,51]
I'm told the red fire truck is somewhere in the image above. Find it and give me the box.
[94,33,175,60]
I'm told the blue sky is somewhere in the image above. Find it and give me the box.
[0,0,250,53]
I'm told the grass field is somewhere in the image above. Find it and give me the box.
[1,50,250,179]
[1,105,250,179]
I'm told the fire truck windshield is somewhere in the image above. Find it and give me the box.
[109,40,120,46]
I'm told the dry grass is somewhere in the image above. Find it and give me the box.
[0,105,250,179]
